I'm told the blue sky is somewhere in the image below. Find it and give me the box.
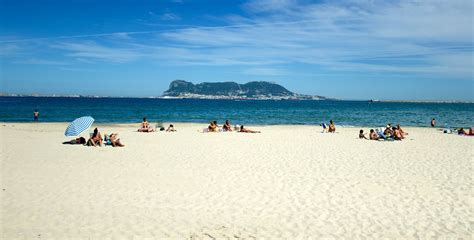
[0,0,473,100]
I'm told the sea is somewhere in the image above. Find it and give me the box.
[0,97,473,128]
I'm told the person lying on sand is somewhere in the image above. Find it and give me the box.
[457,127,474,136]
[223,120,232,132]
[138,118,154,132]
[63,137,86,145]
[239,125,260,133]
[109,133,125,147]
[369,129,379,140]
[87,128,103,146]
[166,124,177,132]
[328,120,336,133]
[359,129,368,139]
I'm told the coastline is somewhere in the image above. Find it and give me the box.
[1,95,473,103]
[0,121,460,129]
[1,122,472,238]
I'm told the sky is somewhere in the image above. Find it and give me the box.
[0,0,473,100]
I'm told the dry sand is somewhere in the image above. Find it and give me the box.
[0,122,472,239]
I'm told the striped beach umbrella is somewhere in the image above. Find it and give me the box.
[64,116,95,137]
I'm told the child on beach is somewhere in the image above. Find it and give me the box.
[359,130,367,139]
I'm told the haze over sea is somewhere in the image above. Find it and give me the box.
[1,97,472,128]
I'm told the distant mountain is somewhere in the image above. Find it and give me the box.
[162,80,328,100]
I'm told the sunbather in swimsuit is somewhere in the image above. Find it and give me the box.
[239,125,260,133]
[109,133,125,147]
[87,128,103,146]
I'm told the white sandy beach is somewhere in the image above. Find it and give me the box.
[0,122,472,239]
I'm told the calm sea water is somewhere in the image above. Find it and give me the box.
[0,97,472,127]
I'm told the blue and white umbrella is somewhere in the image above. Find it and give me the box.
[65,116,95,137]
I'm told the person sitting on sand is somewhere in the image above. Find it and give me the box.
[166,124,176,132]
[223,120,232,132]
[109,133,125,147]
[208,121,219,132]
[369,129,379,140]
[396,124,407,137]
[63,137,86,145]
[87,128,103,146]
[384,125,393,137]
[328,120,336,133]
[393,127,402,140]
[457,128,466,135]
[138,118,154,132]
[359,129,368,139]
[239,125,260,133]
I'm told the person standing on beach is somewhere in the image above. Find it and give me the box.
[431,118,436,127]
[33,109,39,121]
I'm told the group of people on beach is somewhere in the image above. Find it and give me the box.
[63,128,125,147]
[137,117,261,133]
[138,118,176,132]
[60,114,471,147]
[456,127,474,136]
[207,120,261,133]
[359,123,407,141]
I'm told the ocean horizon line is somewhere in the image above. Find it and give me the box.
[1,94,473,104]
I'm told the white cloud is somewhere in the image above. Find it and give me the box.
[161,13,181,21]
[15,58,69,65]
[0,43,20,56]
[52,42,142,62]
[158,0,473,77]
[243,67,286,76]
[3,0,472,79]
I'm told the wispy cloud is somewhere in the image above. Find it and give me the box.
[243,67,286,76]
[1,0,472,79]
[15,58,69,65]
[161,13,181,21]
[51,41,142,62]
[158,0,473,77]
